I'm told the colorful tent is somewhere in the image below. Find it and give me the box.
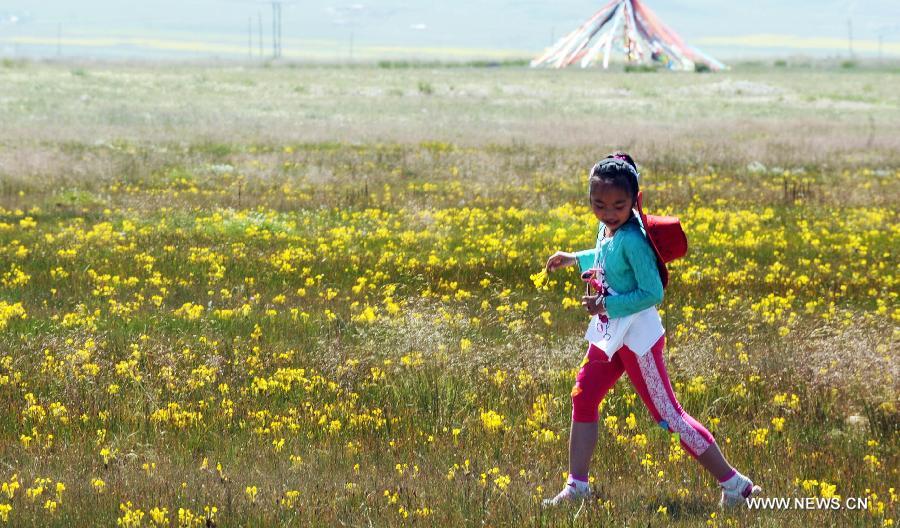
[531,0,725,71]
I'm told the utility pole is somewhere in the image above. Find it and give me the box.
[238,1,291,60]
[258,11,263,57]
[270,2,283,58]
[272,2,277,58]
[847,17,854,56]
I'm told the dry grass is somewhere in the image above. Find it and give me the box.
[1,61,899,167]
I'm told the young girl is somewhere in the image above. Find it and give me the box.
[542,153,760,508]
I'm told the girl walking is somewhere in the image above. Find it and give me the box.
[542,153,760,508]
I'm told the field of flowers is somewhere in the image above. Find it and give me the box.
[0,63,898,526]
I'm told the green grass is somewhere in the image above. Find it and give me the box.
[0,63,896,527]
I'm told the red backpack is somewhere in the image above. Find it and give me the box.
[635,191,687,289]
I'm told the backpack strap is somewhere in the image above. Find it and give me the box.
[635,190,649,233]
[634,190,670,289]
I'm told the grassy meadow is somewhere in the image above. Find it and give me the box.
[0,60,898,526]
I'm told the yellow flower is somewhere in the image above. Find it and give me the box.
[819,481,839,499]
[687,376,707,394]
[118,501,145,528]
[604,415,619,433]
[480,410,506,432]
[530,269,549,290]
[149,507,169,526]
[173,302,204,320]
[863,454,881,470]
[750,428,769,446]
[0,302,27,330]
[532,428,559,443]
[281,490,301,509]
[625,413,637,430]
[100,447,115,465]
[91,478,105,494]
[2,475,19,500]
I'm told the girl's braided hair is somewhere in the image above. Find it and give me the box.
[588,152,640,203]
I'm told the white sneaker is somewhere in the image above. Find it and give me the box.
[541,478,591,507]
[719,473,761,508]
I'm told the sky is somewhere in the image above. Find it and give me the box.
[0,0,898,60]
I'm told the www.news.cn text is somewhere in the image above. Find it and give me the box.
[746,497,870,510]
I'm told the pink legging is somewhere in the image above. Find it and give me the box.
[571,335,715,459]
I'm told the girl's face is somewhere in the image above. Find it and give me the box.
[589,181,634,232]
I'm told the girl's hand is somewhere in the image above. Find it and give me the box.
[546,251,576,272]
[582,294,606,316]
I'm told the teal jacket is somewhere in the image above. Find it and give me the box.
[574,217,664,319]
